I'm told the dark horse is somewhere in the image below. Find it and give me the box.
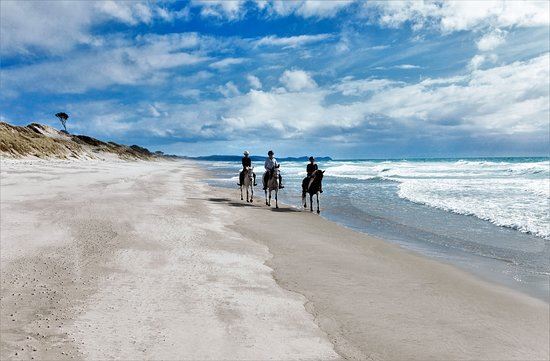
[302,169,325,214]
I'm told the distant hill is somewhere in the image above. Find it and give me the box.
[0,122,176,161]
[186,155,333,162]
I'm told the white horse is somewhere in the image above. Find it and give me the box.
[264,166,280,208]
[240,166,254,202]
[302,169,324,214]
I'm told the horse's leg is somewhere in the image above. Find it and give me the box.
[275,189,278,208]
[250,185,254,202]
[317,192,320,214]
[302,193,307,208]
[240,186,243,201]
[310,193,313,212]
[265,189,268,205]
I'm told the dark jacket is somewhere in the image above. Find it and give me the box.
[306,163,318,176]
[242,156,251,169]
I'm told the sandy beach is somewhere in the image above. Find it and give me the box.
[1,158,548,360]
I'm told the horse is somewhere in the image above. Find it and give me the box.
[240,166,254,203]
[264,166,280,208]
[302,169,325,214]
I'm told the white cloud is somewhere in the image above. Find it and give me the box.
[217,54,548,139]
[363,1,549,32]
[59,54,548,151]
[469,53,498,70]
[190,0,354,20]
[179,89,202,99]
[260,0,353,19]
[0,1,174,55]
[2,39,209,94]
[289,0,354,18]
[333,78,402,96]
[254,34,332,48]
[477,29,507,51]
[365,54,549,134]
[193,0,246,20]
[279,70,317,91]
[218,81,241,97]
[246,75,262,90]
[209,57,247,69]
[394,64,421,69]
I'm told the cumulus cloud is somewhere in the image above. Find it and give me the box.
[477,29,507,51]
[192,0,246,20]
[468,53,498,70]
[55,52,548,156]
[213,54,548,140]
[263,0,354,18]
[363,0,549,32]
[190,0,354,20]
[218,81,241,97]
[246,75,262,89]
[364,54,549,134]
[279,70,318,91]
[0,1,174,55]
[2,38,209,94]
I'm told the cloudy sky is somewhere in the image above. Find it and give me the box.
[1,0,549,158]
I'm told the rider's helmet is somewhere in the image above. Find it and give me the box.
[309,156,315,162]
[243,150,250,156]
[268,150,274,156]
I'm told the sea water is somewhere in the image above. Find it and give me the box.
[203,157,549,301]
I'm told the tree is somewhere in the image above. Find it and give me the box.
[55,112,69,132]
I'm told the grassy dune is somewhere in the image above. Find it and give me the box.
[0,122,167,160]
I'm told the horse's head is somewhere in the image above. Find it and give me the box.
[271,168,279,178]
[314,169,325,181]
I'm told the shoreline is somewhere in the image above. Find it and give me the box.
[208,182,549,360]
[204,159,550,303]
[1,158,548,360]
[201,160,550,360]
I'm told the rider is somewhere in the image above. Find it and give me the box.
[238,150,256,186]
[303,156,322,193]
[263,150,284,190]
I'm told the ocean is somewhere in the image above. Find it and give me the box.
[201,157,549,301]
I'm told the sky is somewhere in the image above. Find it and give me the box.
[1,0,549,158]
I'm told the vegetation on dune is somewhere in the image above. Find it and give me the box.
[55,112,69,133]
[0,122,171,160]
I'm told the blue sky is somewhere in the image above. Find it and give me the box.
[1,0,549,158]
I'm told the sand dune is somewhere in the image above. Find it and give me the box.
[0,122,168,160]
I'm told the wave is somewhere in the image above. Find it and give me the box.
[397,179,550,239]
[205,158,550,240]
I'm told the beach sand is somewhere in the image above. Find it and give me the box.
[1,158,548,360]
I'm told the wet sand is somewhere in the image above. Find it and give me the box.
[1,158,548,360]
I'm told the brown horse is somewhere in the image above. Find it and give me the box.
[302,169,324,214]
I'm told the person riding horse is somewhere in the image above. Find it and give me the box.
[302,156,323,193]
[263,150,284,190]
[238,150,256,186]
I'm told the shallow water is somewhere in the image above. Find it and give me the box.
[203,157,550,301]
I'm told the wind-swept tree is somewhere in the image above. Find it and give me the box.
[55,112,69,132]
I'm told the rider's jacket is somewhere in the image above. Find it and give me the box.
[264,157,279,171]
[306,163,318,176]
[242,156,251,169]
